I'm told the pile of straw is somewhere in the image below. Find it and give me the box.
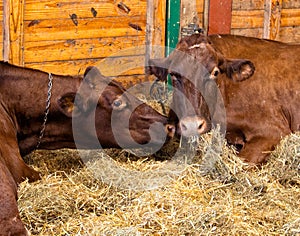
[20,129,299,235]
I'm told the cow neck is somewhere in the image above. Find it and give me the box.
[31,73,83,153]
[0,65,83,156]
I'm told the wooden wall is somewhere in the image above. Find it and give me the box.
[231,0,300,43]
[2,0,166,87]
[193,0,300,43]
[1,0,299,85]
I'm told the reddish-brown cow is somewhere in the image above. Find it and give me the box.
[148,33,300,164]
[0,62,173,235]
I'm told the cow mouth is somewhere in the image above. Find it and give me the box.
[174,116,211,138]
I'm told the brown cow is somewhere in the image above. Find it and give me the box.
[0,62,174,235]
[148,33,300,164]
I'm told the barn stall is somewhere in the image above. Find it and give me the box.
[1,0,300,235]
[1,0,300,81]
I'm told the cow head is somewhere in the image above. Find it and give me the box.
[58,66,175,149]
[147,33,255,138]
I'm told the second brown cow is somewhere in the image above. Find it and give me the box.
[148,34,300,164]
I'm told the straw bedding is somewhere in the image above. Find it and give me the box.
[20,129,299,235]
[19,96,299,235]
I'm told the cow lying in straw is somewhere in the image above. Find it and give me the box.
[0,62,173,235]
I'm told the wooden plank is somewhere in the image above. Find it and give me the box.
[146,0,166,60]
[203,0,209,33]
[0,2,3,18]
[281,8,300,27]
[3,0,9,62]
[24,0,147,21]
[232,0,265,10]
[231,10,265,29]
[24,36,146,63]
[25,55,146,77]
[24,16,146,42]
[196,0,204,13]
[3,0,24,65]
[231,28,264,38]
[263,0,282,40]
[282,1,300,9]
[208,0,233,34]
[181,0,199,30]
[115,75,151,89]
[0,21,3,42]
[196,0,205,27]
[277,26,300,43]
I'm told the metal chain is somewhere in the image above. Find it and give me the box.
[36,73,53,149]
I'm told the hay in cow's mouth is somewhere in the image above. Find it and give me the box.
[19,95,299,235]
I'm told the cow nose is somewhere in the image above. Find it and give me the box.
[179,116,208,137]
[165,124,176,138]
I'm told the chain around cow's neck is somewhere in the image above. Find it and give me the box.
[36,73,53,149]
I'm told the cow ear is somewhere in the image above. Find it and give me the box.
[146,58,169,82]
[83,66,109,89]
[57,93,84,117]
[224,59,255,82]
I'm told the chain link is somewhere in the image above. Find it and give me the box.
[36,73,53,149]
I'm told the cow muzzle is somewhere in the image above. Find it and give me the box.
[179,116,210,137]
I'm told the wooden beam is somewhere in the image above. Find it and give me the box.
[146,0,166,61]
[203,0,210,34]
[180,0,199,33]
[3,0,25,65]
[3,0,10,62]
[263,0,282,40]
[208,0,232,35]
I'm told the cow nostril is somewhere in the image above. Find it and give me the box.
[198,121,204,130]
[165,124,175,138]
[181,123,187,131]
[167,125,174,132]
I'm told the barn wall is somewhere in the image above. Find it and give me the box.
[2,0,300,86]
[24,0,147,82]
[231,0,300,43]
[2,0,166,87]
[190,0,300,43]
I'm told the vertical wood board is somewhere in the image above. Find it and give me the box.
[208,0,233,34]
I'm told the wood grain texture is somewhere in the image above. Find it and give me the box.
[24,16,146,42]
[231,10,265,29]
[146,0,166,60]
[25,55,145,77]
[24,0,147,20]
[281,8,300,27]
[24,36,146,63]
[263,0,282,40]
[3,0,24,65]
[232,0,265,10]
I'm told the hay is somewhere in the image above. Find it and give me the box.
[19,129,300,235]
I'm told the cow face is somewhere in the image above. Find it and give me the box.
[147,34,255,138]
[58,67,174,149]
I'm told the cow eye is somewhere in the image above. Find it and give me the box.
[112,99,126,110]
[113,100,122,107]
